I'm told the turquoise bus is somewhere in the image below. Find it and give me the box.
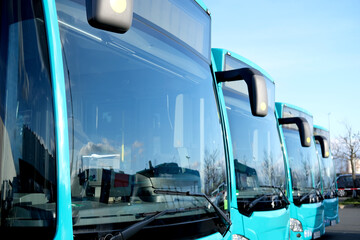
[0,0,233,239]
[212,49,290,240]
[313,125,339,227]
[276,103,325,240]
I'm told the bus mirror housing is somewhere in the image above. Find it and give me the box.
[215,68,268,117]
[86,0,133,34]
[278,117,312,147]
[314,135,330,158]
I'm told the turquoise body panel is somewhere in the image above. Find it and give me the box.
[313,125,328,132]
[243,208,290,240]
[211,48,274,82]
[289,203,324,239]
[212,48,290,240]
[276,102,325,240]
[194,0,209,12]
[42,0,73,239]
[323,198,339,226]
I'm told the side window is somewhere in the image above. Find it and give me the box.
[338,177,345,187]
[345,177,353,187]
[0,0,56,238]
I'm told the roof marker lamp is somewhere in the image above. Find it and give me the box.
[215,68,268,117]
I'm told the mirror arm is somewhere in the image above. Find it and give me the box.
[215,68,262,84]
[278,117,311,147]
[314,135,330,158]
[215,68,268,117]
[86,0,133,34]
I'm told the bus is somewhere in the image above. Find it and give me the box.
[313,125,339,227]
[276,103,325,240]
[212,49,290,240]
[0,0,232,239]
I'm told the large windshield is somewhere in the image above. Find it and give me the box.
[0,0,56,238]
[56,0,228,238]
[314,128,336,198]
[316,144,335,193]
[222,58,287,215]
[281,107,322,204]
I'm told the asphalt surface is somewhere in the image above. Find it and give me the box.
[321,206,360,239]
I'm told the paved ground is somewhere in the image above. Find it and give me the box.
[321,206,360,239]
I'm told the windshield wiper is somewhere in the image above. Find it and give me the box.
[110,210,167,240]
[247,194,280,211]
[299,189,322,203]
[299,189,315,203]
[153,189,231,226]
[109,206,204,240]
[259,185,290,204]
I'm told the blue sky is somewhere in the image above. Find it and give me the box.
[203,0,360,139]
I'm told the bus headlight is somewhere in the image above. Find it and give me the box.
[290,218,303,232]
[232,234,249,240]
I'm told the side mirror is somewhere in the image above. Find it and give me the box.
[278,117,311,147]
[314,135,330,158]
[86,0,133,34]
[215,68,268,117]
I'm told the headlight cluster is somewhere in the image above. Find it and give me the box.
[290,218,303,232]
[232,234,249,240]
[233,218,305,239]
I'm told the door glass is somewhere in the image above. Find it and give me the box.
[0,0,56,238]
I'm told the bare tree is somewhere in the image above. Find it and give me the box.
[332,123,360,198]
[261,149,275,186]
[204,149,224,195]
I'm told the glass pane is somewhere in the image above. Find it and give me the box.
[225,54,251,71]
[224,55,275,108]
[284,129,314,190]
[223,80,287,214]
[134,0,211,61]
[56,0,227,238]
[282,108,322,203]
[313,128,336,198]
[0,0,56,238]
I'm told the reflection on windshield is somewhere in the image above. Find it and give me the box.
[283,128,322,204]
[234,160,259,190]
[222,80,287,215]
[76,160,203,204]
[57,0,228,238]
[313,127,337,199]
[316,144,336,198]
[0,1,56,238]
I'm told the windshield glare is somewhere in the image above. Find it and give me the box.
[314,128,336,196]
[56,0,228,237]
[316,144,334,190]
[283,128,321,197]
[0,0,56,238]
[222,81,286,201]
